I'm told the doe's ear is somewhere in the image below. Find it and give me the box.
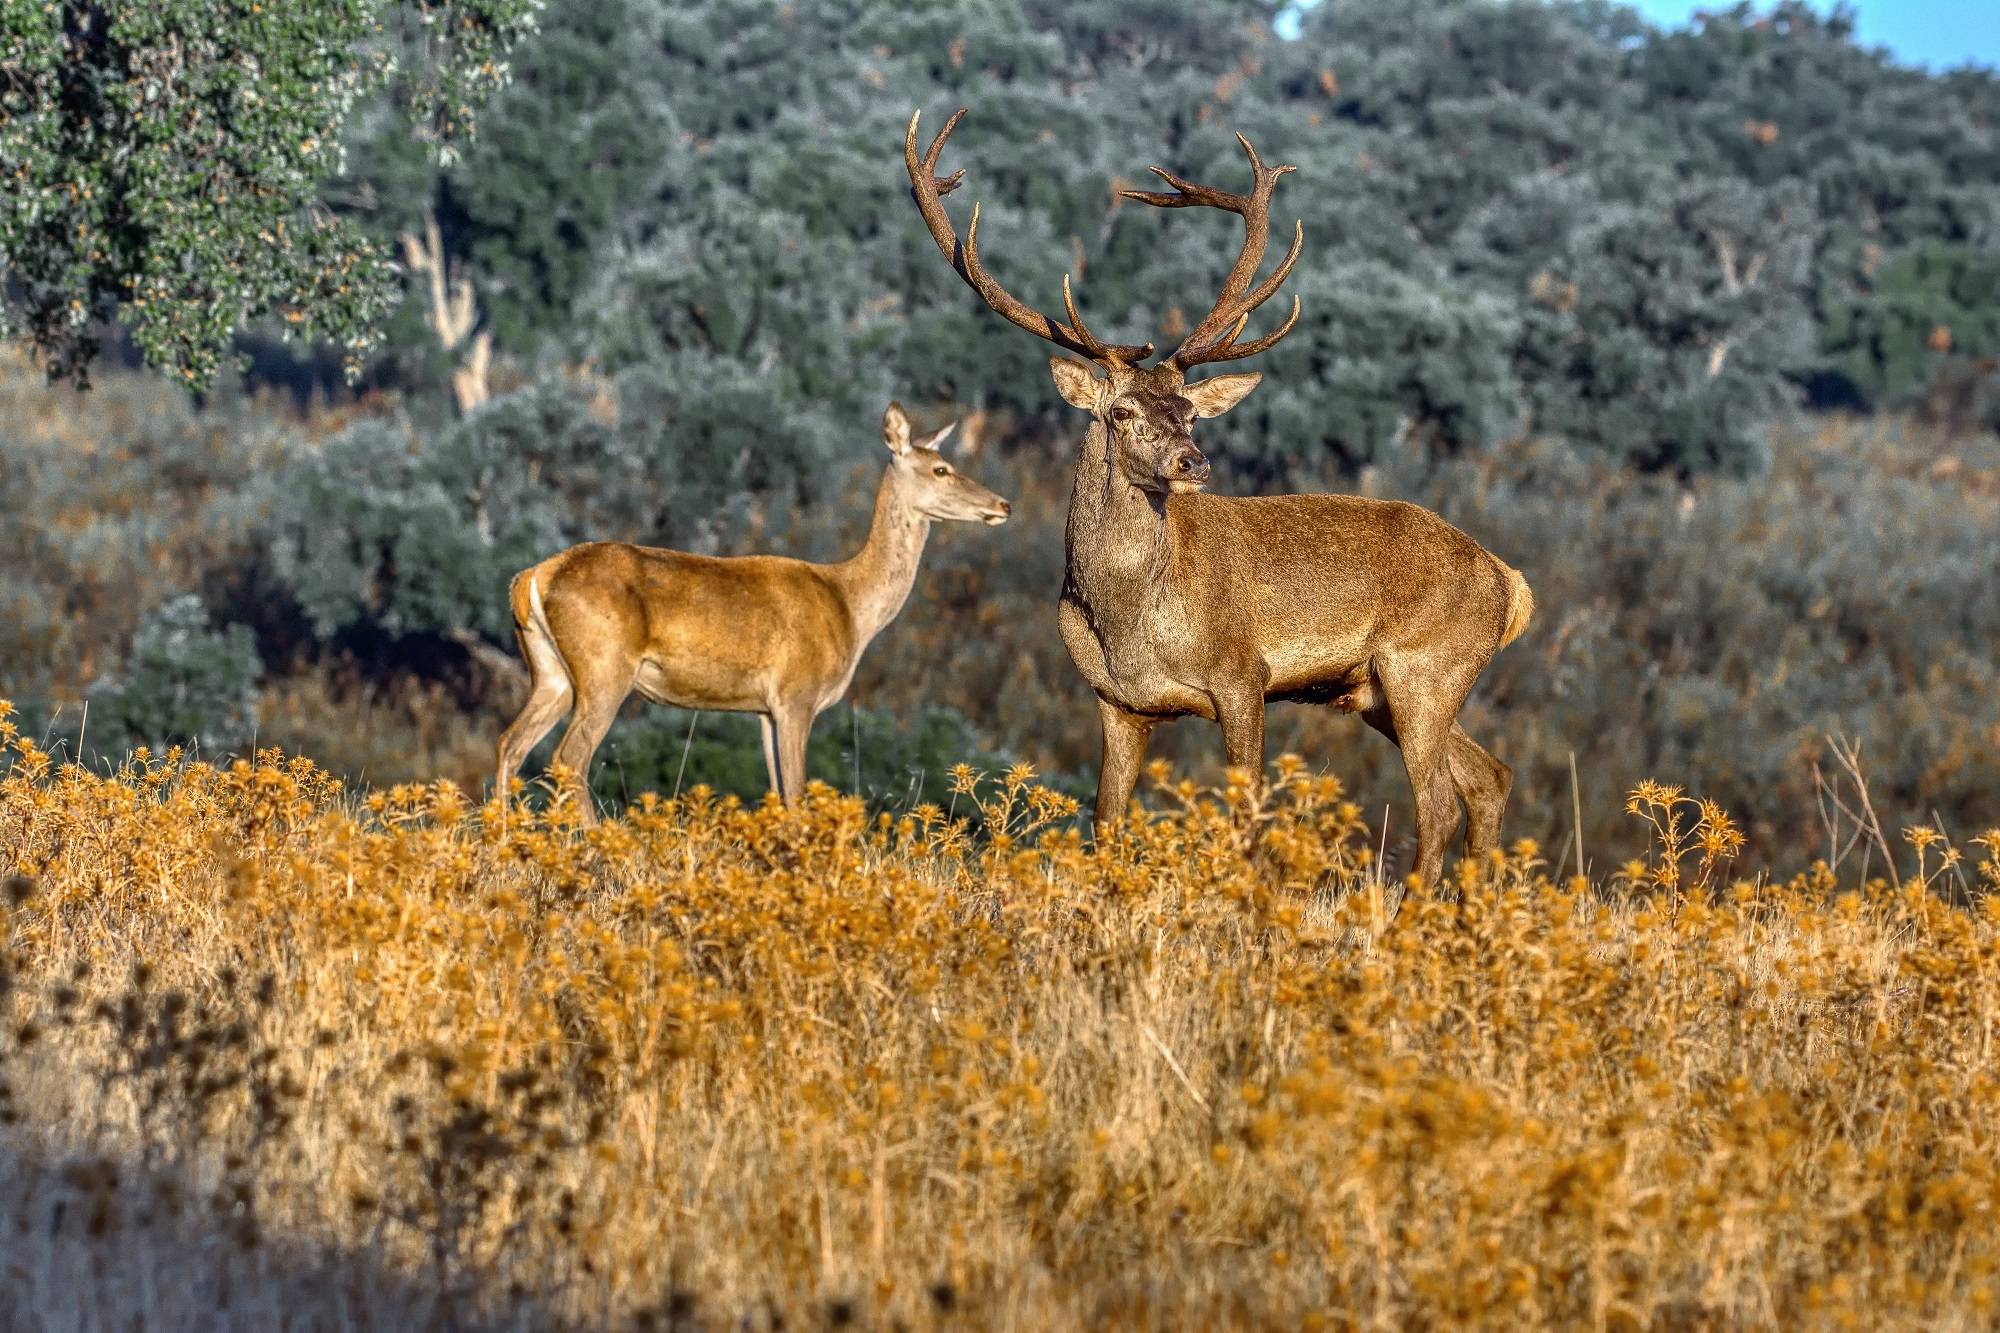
[1049,356,1106,412]
[920,420,958,453]
[883,400,912,455]
[1183,371,1262,419]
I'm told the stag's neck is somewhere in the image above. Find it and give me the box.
[831,467,931,648]
[1065,421,1171,618]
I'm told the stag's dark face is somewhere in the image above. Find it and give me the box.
[1103,367,1206,494]
[1049,358,1263,496]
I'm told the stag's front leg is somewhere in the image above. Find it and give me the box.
[1211,677,1268,788]
[1093,699,1156,835]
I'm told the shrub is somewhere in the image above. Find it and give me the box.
[3,726,1999,1327]
[266,370,774,643]
[585,702,1039,813]
[87,595,262,755]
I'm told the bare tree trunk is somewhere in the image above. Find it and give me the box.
[1704,228,1770,380]
[400,210,492,415]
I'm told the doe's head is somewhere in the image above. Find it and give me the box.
[882,401,1011,525]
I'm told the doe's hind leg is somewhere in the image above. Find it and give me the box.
[548,661,639,827]
[495,680,571,813]
[495,614,572,815]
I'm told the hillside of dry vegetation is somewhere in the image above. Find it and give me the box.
[7,341,1996,870]
[3,706,1999,1330]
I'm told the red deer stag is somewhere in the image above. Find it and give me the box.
[496,403,1011,821]
[905,109,1532,885]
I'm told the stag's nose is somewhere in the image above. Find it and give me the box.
[1163,446,1210,488]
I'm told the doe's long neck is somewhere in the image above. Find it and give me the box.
[833,465,932,648]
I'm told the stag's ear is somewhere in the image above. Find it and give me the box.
[883,401,913,455]
[1049,357,1107,412]
[920,420,958,453]
[1183,372,1262,419]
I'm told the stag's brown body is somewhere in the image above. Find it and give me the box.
[907,108,1532,884]
[1062,478,1531,723]
[1057,395,1534,884]
[495,404,1009,819]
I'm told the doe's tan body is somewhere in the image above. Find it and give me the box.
[495,404,1010,818]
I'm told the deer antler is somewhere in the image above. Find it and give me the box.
[1120,133,1303,369]
[906,109,1154,367]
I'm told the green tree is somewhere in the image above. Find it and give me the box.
[300,0,2000,496]
[1630,2,2000,410]
[0,0,541,388]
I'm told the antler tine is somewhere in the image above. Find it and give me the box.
[1181,221,1303,366]
[906,108,970,261]
[905,108,1151,366]
[1059,273,1149,362]
[1234,130,1266,178]
[1117,131,1305,369]
[1119,165,1240,211]
[1197,293,1301,365]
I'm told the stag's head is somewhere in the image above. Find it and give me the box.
[1045,358,1263,495]
[882,401,1012,525]
[905,109,1302,495]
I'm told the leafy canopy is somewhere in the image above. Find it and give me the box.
[0,0,542,387]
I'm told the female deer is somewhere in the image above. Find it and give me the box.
[495,403,1011,820]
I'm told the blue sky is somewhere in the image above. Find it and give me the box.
[1279,2,2000,71]
[1628,0,1999,70]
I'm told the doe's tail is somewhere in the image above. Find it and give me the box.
[509,566,575,693]
[1494,558,1535,650]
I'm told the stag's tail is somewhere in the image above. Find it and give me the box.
[1494,559,1535,650]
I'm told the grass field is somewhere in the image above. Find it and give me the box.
[3,702,1999,1330]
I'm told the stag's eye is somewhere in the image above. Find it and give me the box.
[1111,404,1135,423]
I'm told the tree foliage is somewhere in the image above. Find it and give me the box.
[266,367,775,641]
[0,0,541,387]
[333,0,1994,478]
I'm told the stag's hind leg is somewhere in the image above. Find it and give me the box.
[1371,658,1482,888]
[1447,724,1512,862]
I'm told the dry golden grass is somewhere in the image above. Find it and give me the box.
[3,699,2000,1330]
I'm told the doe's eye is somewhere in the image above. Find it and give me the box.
[932,465,951,477]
